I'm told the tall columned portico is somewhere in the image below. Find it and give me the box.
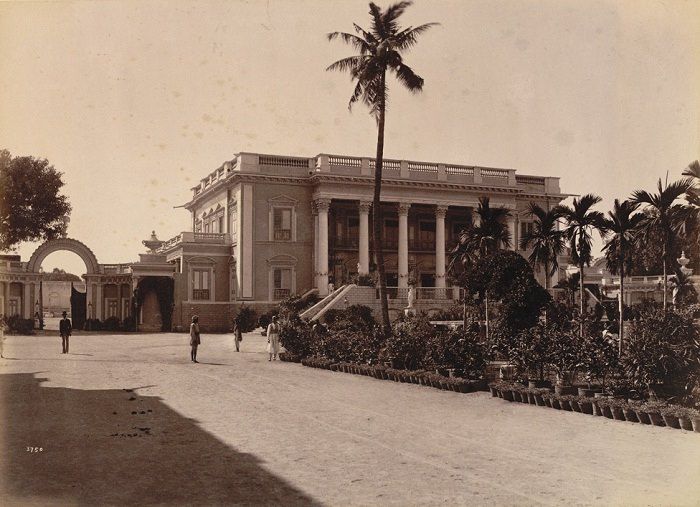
[398,203,410,289]
[315,198,331,296]
[358,201,371,275]
[435,205,448,289]
[507,215,517,250]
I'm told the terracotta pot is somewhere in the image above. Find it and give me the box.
[648,412,666,427]
[570,400,581,413]
[602,405,613,419]
[635,410,651,425]
[543,396,552,408]
[592,402,603,416]
[678,416,693,431]
[559,399,572,411]
[501,389,514,402]
[578,401,594,415]
[527,392,537,404]
[622,408,639,423]
[551,399,561,410]
[512,391,522,402]
[691,418,700,433]
[520,393,530,404]
[611,406,626,421]
[497,389,503,398]
[534,394,545,406]
[662,414,681,429]
[578,387,599,397]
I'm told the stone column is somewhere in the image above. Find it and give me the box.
[471,206,480,227]
[96,283,103,321]
[358,201,371,275]
[398,203,411,289]
[311,202,319,290]
[507,214,517,250]
[316,199,331,296]
[23,283,31,318]
[435,205,448,290]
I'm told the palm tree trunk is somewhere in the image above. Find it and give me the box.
[543,260,550,328]
[579,259,585,337]
[619,257,624,356]
[373,70,391,334]
[662,245,668,311]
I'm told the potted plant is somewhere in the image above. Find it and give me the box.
[674,406,696,431]
[621,402,639,423]
[594,397,613,418]
[642,400,667,427]
[558,394,575,411]
[576,395,594,415]
[550,393,562,410]
[609,398,627,421]
[489,382,499,397]
[628,400,651,424]
[660,405,681,429]
[533,388,548,406]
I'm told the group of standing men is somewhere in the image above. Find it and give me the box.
[188,314,281,363]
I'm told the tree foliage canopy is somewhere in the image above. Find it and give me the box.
[0,149,71,251]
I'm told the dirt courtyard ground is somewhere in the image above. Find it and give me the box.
[1,330,699,506]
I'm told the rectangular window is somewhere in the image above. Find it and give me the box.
[273,268,292,300]
[273,208,292,241]
[230,209,238,241]
[218,216,224,233]
[194,219,202,233]
[520,222,534,249]
[192,269,210,300]
[384,219,398,241]
[9,298,19,316]
[107,299,118,318]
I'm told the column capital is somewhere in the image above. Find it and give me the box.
[397,202,411,216]
[435,205,448,218]
[314,198,331,213]
[358,201,372,214]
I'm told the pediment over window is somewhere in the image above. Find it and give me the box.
[268,194,298,206]
[266,254,297,267]
[186,256,216,265]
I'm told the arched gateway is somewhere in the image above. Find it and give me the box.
[27,238,100,274]
[0,234,175,331]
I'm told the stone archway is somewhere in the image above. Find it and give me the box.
[27,238,99,274]
[26,238,100,329]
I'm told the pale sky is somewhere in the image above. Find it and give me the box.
[1,0,698,275]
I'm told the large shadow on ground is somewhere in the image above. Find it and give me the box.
[1,373,320,506]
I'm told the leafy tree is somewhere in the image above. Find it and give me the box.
[448,196,512,335]
[327,2,438,334]
[631,178,692,311]
[669,268,698,307]
[0,150,71,250]
[600,199,643,354]
[557,194,604,336]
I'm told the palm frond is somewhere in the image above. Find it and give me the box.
[327,31,371,54]
[391,62,424,92]
[394,22,440,51]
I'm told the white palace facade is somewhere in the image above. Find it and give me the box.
[155,151,568,329]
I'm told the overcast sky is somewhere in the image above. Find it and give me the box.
[1,0,698,275]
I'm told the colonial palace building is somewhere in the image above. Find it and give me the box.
[155,152,567,329]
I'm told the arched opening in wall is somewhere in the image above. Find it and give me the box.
[39,251,89,331]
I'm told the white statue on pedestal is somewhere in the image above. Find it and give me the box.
[406,285,415,309]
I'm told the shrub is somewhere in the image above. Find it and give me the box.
[102,316,121,331]
[423,327,488,378]
[278,316,316,359]
[84,318,102,331]
[6,315,35,335]
[324,305,376,333]
[235,305,258,332]
[622,306,700,394]
[381,314,434,370]
[430,304,464,321]
[257,311,273,330]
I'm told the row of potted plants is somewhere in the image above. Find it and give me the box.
[490,382,700,433]
[297,355,487,393]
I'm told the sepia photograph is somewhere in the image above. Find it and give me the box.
[1,0,699,505]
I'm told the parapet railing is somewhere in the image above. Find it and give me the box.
[158,232,231,252]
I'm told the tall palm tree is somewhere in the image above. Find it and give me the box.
[682,160,700,207]
[448,196,511,338]
[557,194,605,335]
[631,178,692,311]
[600,199,643,354]
[519,203,566,292]
[327,1,438,333]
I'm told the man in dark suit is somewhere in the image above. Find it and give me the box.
[59,311,72,354]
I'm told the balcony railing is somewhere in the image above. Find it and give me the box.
[274,229,292,241]
[273,288,291,300]
[376,286,464,301]
[158,232,231,252]
[192,289,210,300]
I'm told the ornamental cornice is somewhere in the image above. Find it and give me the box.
[314,198,331,212]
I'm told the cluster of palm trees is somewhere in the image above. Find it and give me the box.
[326,1,700,344]
[449,164,700,355]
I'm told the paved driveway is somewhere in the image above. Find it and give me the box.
[1,330,699,506]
